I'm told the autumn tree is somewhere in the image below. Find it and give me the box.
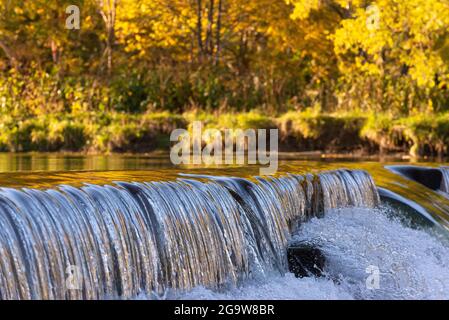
[288,0,449,113]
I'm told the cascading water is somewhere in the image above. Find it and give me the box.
[0,169,379,300]
[440,167,449,194]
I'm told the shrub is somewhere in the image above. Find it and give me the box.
[48,120,89,151]
[0,118,48,151]
[360,113,406,153]
[277,110,366,151]
[399,113,449,157]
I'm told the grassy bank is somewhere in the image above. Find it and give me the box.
[1,110,448,157]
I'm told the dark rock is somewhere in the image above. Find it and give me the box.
[287,243,325,278]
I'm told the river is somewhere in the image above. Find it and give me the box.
[0,153,448,300]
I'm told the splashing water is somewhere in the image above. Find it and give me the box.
[175,207,449,300]
[0,169,378,300]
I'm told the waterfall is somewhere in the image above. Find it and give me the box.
[440,167,449,193]
[0,169,379,300]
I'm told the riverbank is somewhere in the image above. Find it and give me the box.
[0,110,448,157]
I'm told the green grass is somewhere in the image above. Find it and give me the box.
[0,110,449,157]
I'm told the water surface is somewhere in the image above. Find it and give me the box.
[0,153,448,300]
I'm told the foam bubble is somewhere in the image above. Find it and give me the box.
[173,207,449,300]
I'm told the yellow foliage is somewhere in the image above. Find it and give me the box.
[287,0,449,90]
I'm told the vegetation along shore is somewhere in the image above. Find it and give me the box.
[1,0,449,157]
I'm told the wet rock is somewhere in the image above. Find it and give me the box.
[287,243,325,278]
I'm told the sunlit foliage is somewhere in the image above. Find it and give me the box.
[0,0,448,155]
[289,0,449,112]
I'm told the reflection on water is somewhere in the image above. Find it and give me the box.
[0,152,427,173]
[0,153,173,173]
[0,153,448,230]
[0,154,448,229]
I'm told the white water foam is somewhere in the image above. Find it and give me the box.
[172,207,449,300]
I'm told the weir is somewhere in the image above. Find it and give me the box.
[0,169,379,300]
[386,165,449,195]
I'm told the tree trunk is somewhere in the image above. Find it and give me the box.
[215,0,222,65]
[50,38,59,64]
[205,0,215,55]
[196,0,203,61]
[0,39,18,69]
[99,0,117,75]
